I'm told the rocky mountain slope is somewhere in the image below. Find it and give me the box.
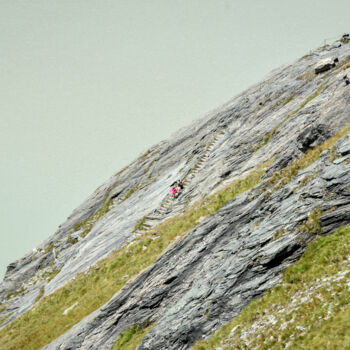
[1,35,350,350]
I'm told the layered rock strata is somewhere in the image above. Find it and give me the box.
[1,37,350,350]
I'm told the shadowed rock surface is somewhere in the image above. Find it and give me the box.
[1,36,350,349]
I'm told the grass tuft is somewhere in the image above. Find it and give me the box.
[112,321,155,350]
[0,313,13,327]
[299,208,322,235]
[6,286,26,301]
[134,216,149,232]
[35,287,45,303]
[44,243,54,254]
[66,234,78,245]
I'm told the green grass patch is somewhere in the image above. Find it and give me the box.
[298,207,322,235]
[112,321,155,350]
[44,242,54,254]
[338,55,350,71]
[6,286,26,301]
[0,304,6,314]
[35,287,45,303]
[292,303,350,349]
[134,216,149,232]
[329,145,340,163]
[0,161,271,350]
[122,179,153,202]
[139,148,154,161]
[193,225,350,350]
[42,268,62,282]
[282,95,295,106]
[299,172,317,187]
[144,159,155,175]
[66,234,78,245]
[0,313,13,327]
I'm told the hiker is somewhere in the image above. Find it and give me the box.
[171,186,178,200]
[178,180,184,191]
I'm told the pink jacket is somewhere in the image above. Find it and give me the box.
[171,187,178,195]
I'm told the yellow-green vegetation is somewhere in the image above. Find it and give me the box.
[6,286,26,300]
[42,268,62,282]
[44,242,54,254]
[112,322,155,350]
[319,43,330,51]
[254,128,277,151]
[123,184,142,201]
[299,207,322,235]
[272,228,286,241]
[139,148,154,161]
[66,234,78,245]
[0,161,271,350]
[298,172,317,187]
[122,179,153,202]
[327,206,337,213]
[0,313,13,327]
[134,216,149,232]
[144,159,155,175]
[193,225,350,350]
[35,286,45,303]
[297,70,316,81]
[293,303,350,349]
[329,145,339,162]
[338,55,350,71]
[73,189,114,238]
[266,125,350,193]
[0,303,6,314]
[282,95,295,106]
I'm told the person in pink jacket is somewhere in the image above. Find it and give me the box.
[171,186,178,199]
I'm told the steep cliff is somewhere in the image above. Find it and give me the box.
[1,35,350,350]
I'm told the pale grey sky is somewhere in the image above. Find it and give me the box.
[1,0,349,278]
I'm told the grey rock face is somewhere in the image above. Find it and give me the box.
[296,124,331,152]
[315,57,338,74]
[1,37,350,348]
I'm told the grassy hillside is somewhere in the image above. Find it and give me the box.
[193,225,350,350]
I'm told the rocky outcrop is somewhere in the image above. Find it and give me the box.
[43,133,350,350]
[296,123,331,152]
[1,36,350,349]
